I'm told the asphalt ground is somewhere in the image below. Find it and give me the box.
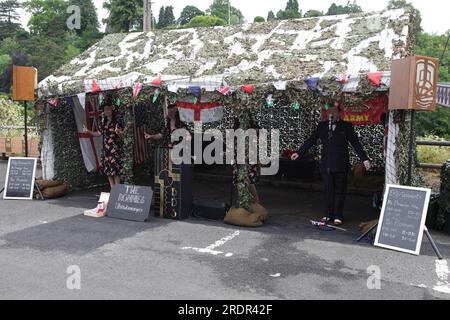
[0,161,449,300]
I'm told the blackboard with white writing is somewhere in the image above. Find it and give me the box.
[107,184,153,222]
[374,185,431,255]
[3,157,37,200]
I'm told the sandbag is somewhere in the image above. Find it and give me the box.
[41,184,69,199]
[224,207,264,228]
[36,180,64,190]
[250,203,269,222]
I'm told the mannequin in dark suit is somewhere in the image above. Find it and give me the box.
[291,104,371,225]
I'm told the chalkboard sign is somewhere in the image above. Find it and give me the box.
[106,184,153,222]
[3,157,37,200]
[374,185,431,255]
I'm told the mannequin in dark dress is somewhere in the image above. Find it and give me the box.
[85,103,124,188]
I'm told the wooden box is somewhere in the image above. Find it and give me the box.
[389,56,439,112]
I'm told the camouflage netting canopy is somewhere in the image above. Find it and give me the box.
[36,9,416,205]
[38,8,413,97]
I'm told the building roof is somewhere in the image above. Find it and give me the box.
[38,8,412,97]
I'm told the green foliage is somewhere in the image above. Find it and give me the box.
[68,0,100,35]
[417,136,450,165]
[0,54,11,74]
[178,5,204,26]
[0,0,103,93]
[23,0,67,36]
[267,11,276,21]
[21,35,66,81]
[0,0,21,40]
[103,0,142,33]
[64,44,80,62]
[276,0,302,20]
[207,0,244,25]
[0,95,22,126]
[304,10,324,18]
[254,16,265,23]
[0,37,18,55]
[415,107,450,140]
[327,1,362,16]
[157,6,176,29]
[415,32,450,82]
[187,16,227,28]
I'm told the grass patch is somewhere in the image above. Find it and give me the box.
[417,135,450,165]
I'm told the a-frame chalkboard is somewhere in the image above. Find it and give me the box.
[374,185,431,256]
[3,157,37,200]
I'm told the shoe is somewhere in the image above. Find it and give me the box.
[333,219,343,226]
[320,217,332,223]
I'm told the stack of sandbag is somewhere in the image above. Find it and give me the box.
[224,203,269,228]
[35,180,69,199]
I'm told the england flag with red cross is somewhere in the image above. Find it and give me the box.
[176,94,224,123]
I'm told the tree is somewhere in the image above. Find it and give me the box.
[276,0,302,20]
[68,0,100,35]
[0,0,21,40]
[163,6,176,28]
[387,0,422,37]
[267,11,276,21]
[23,0,68,36]
[156,6,165,29]
[103,0,143,33]
[207,0,244,25]
[178,5,204,26]
[327,1,362,16]
[0,54,11,75]
[304,10,323,18]
[156,6,176,29]
[187,15,227,28]
[254,16,265,23]
[415,32,450,139]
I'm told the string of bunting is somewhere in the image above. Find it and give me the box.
[47,71,387,110]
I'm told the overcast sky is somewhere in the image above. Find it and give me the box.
[20,0,450,34]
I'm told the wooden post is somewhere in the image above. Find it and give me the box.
[143,0,152,32]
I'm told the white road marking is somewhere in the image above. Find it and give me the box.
[39,220,48,224]
[182,231,240,257]
[433,259,450,294]
[270,273,281,278]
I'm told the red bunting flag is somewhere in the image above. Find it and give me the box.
[151,74,162,86]
[367,72,383,87]
[92,80,101,93]
[241,85,256,94]
[49,98,59,107]
[336,74,350,83]
[217,86,231,95]
[133,82,142,100]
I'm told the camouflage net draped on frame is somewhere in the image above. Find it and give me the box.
[437,161,450,230]
[37,79,408,208]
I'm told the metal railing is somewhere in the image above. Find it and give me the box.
[417,139,450,169]
[437,83,450,108]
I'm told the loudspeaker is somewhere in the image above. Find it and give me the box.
[389,56,439,112]
[193,199,229,220]
[154,147,193,220]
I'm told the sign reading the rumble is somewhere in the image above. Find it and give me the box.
[107,185,153,222]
